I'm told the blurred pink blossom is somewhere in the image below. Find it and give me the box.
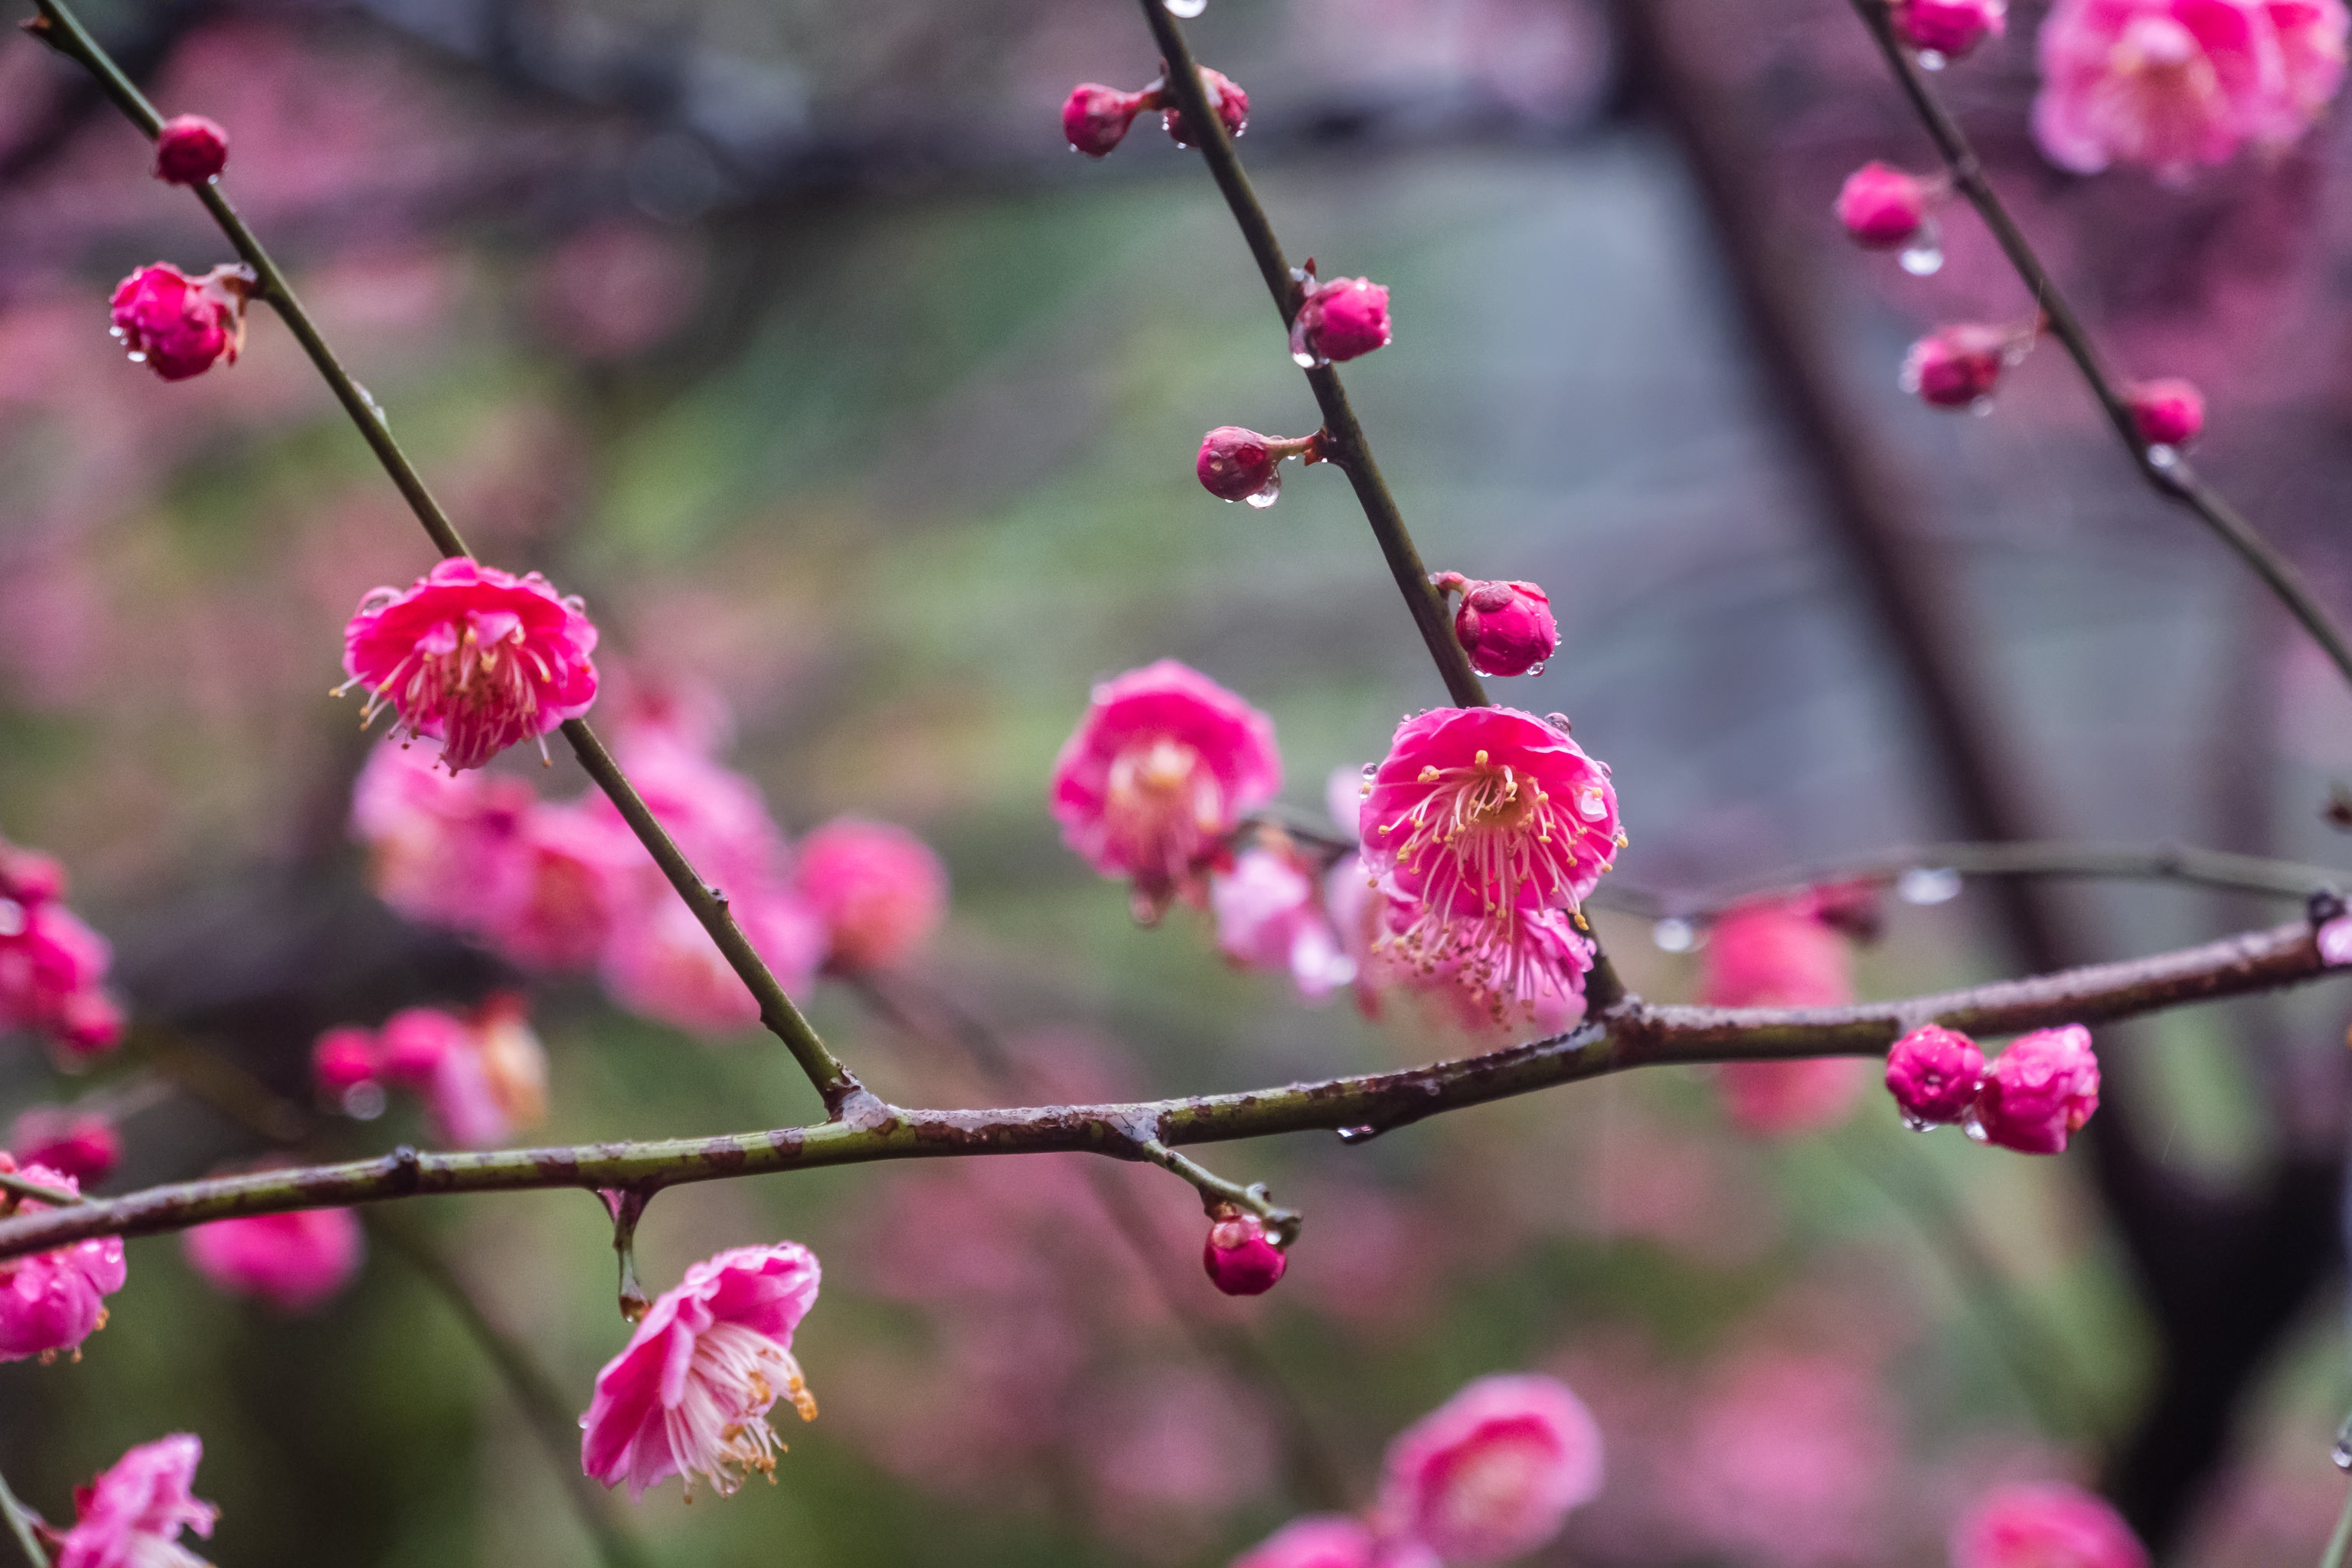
[109,262,253,381]
[54,1434,217,1568]
[152,114,229,185]
[795,816,950,973]
[600,884,824,1037]
[8,1106,119,1184]
[1676,1351,1900,1566]
[0,1155,126,1363]
[183,1207,364,1312]
[1211,844,1356,1000]
[1377,1374,1602,1563]
[357,997,547,1148]
[0,838,124,1060]
[531,224,708,361]
[1952,1481,2148,1568]
[1719,1058,1870,1136]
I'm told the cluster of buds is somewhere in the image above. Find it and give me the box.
[1430,573,1557,678]
[1885,1021,2102,1153]
[109,261,255,382]
[1063,64,1247,157]
[0,838,124,1060]
[1196,425,1325,508]
[312,996,547,1148]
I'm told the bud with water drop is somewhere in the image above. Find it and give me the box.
[1203,1204,1288,1295]
[1900,321,2034,410]
[1197,426,1325,508]
[1161,65,1249,149]
[2125,377,2204,449]
[152,114,229,185]
[1970,1024,2100,1155]
[1063,83,1155,157]
[1431,573,1557,678]
[1835,162,1932,249]
[1290,265,1393,366]
[108,261,256,381]
[1893,0,2006,59]
[1883,1023,1986,1129]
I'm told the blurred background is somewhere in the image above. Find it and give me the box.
[4,0,2352,1560]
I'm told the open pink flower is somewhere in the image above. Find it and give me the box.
[1952,1481,2147,1568]
[350,739,537,933]
[796,817,950,974]
[580,1241,823,1500]
[1231,1517,1437,1568]
[2033,0,2295,174]
[0,1155,126,1363]
[183,1207,364,1312]
[488,800,635,972]
[1973,1024,2101,1153]
[2266,0,2350,125]
[9,1106,119,1184]
[1050,660,1282,920]
[109,262,252,381]
[54,1434,218,1568]
[1377,1374,1602,1564]
[1211,845,1356,1001]
[339,557,599,772]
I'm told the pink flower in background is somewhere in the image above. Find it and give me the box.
[152,114,230,184]
[1903,322,2023,409]
[1377,1374,1603,1563]
[183,1207,364,1312]
[1895,0,2007,55]
[361,998,547,1147]
[1050,660,1282,920]
[1952,1481,2148,1568]
[1292,273,1393,364]
[108,262,253,381]
[9,1106,119,1184]
[312,1024,379,1096]
[2031,0,2314,174]
[1161,66,1250,147]
[1701,900,1853,1008]
[1232,1517,1436,1568]
[350,740,537,933]
[580,1241,822,1500]
[1719,1059,1869,1137]
[603,719,786,888]
[1834,162,1931,247]
[0,1155,126,1363]
[2267,0,2351,122]
[795,817,950,974]
[1063,83,1152,155]
[1432,575,1558,678]
[339,557,599,772]
[531,223,709,361]
[1884,1023,1986,1125]
[1203,1208,1289,1295]
[0,844,124,1060]
[2125,377,2206,445]
[1677,1351,1896,1566]
[1973,1024,2101,1153]
[601,886,824,1037]
[1211,845,1357,1000]
[487,800,633,972]
[54,1434,218,1568]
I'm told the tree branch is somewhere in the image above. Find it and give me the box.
[2,916,2337,1263]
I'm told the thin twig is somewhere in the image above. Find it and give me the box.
[0,1171,83,1209]
[1843,0,2352,694]
[0,1465,47,1568]
[365,1216,651,1568]
[2324,1478,2352,1568]
[24,0,862,1115]
[2,915,2341,1262]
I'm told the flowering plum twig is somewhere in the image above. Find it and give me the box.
[3,914,2344,1263]
[1131,1135,1301,1243]
[1844,0,2352,697]
[19,0,863,1116]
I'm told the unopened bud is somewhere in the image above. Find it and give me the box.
[1971,1024,2099,1155]
[312,1025,381,1093]
[109,261,255,382]
[1290,270,1393,367]
[1162,66,1248,149]
[1835,162,1929,249]
[153,114,229,185]
[1063,83,1151,158]
[1900,322,2024,410]
[1203,1207,1287,1295]
[1893,0,2006,57]
[1883,1023,1985,1129]
[2126,377,2204,448]
[1197,426,1321,508]
[1432,573,1557,678]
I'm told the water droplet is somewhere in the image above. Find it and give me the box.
[1334,1124,1383,1144]
[1900,1110,1936,1133]
[1899,241,1944,276]
[1360,763,1378,778]
[1917,47,1948,69]
[1969,397,1995,417]
[107,327,125,339]
[1291,349,1319,369]
[342,1082,388,1121]
[1897,866,1963,905]
[1897,362,1922,395]
[1164,0,1206,15]
[1960,1105,1990,1143]
[1544,712,1574,735]
[1244,479,1281,509]
[2332,1412,2352,1470]
[126,351,146,364]
[1651,917,1695,953]
[2147,443,2179,470]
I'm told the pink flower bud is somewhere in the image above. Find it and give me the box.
[1971,1024,2100,1154]
[377,1005,466,1087]
[312,1025,381,1093]
[183,1207,365,1312]
[1198,426,1281,503]
[1434,575,1557,678]
[1063,83,1149,157]
[2126,377,2204,447]
[1163,66,1248,149]
[54,1436,218,1568]
[1901,322,2017,410]
[1835,162,1929,248]
[1203,1208,1286,1295]
[1893,0,2007,57]
[795,816,950,973]
[1952,1481,2146,1568]
[9,1107,119,1185]
[1884,1023,1985,1127]
[1292,273,1393,366]
[108,261,253,381]
[0,844,66,906]
[152,114,229,185]
[0,1153,126,1363]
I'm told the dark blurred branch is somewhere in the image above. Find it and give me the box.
[0,1463,47,1567]
[23,0,865,1116]
[3,914,2344,1260]
[1843,0,2352,698]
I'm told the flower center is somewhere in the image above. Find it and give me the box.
[664,1321,818,1497]
[1103,737,1226,903]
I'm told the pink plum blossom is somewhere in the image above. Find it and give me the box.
[1050,660,1282,920]
[488,799,635,972]
[1952,1481,2148,1568]
[1376,1373,1603,1563]
[1203,1209,1288,1296]
[339,557,600,772]
[1972,1024,2102,1153]
[1903,322,2023,409]
[602,886,825,1037]
[1676,1351,1897,1566]
[350,739,537,933]
[1162,67,1250,147]
[2126,377,2206,445]
[109,262,252,381]
[1359,707,1617,1021]
[54,1434,218,1568]
[1210,844,1357,1001]
[1834,162,1931,247]
[1884,1022,1987,1126]
[1063,83,1152,155]
[2030,0,2339,175]
[1703,900,1861,1136]
[365,998,547,1147]
[9,1106,119,1184]
[580,1241,823,1500]
[1231,1517,1437,1568]
[795,817,950,974]
[0,840,124,1060]
[1896,0,2007,56]
[1292,273,1393,365]
[183,1207,364,1312]
[1432,575,1558,678]
[0,1155,126,1363]
[153,115,230,185]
